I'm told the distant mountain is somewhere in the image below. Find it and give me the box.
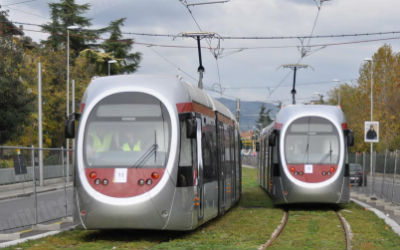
[216,98,278,131]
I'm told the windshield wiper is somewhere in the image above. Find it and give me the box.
[129,143,158,168]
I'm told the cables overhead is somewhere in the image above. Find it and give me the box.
[6,20,400,41]
[2,0,41,7]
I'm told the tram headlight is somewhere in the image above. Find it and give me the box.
[138,179,145,186]
[146,179,153,185]
[102,179,109,185]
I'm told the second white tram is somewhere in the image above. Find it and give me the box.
[258,105,354,204]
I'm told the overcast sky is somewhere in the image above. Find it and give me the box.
[4,0,400,104]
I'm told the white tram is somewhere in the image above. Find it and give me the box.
[66,74,241,230]
[257,105,354,204]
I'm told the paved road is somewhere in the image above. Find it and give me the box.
[0,188,73,233]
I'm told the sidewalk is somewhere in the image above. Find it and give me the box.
[0,177,73,201]
[351,192,400,236]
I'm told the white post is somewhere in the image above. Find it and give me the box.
[70,79,76,184]
[370,60,374,196]
[38,62,44,186]
[66,29,70,182]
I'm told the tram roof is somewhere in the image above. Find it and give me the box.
[275,104,346,125]
[84,74,235,121]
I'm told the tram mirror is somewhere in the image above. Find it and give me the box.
[186,118,197,139]
[269,133,276,147]
[347,130,354,147]
[255,142,260,152]
[65,113,76,139]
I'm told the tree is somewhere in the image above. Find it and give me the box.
[101,18,141,74]
[41,0,97,51]
[0,35,34,145]
[327,44,400,152]
[255,104,272,137]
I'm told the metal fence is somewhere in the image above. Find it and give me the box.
[350,150,400,206]
[0,145,73,233]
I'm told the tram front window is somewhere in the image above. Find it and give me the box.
[84,93,171,168]
[285,117,339,165]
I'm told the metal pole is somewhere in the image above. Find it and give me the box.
[196,36,204,89]
[62,146,67,217]
[31,145,38,225]
[236,98,240,125]
[371,151,376,197]
[108,63,110,76]
[291,66,297,105]
[391,150,398,203]
[362,152,366,193]
[66,29,70,188]
[70,79,75,184]
[381,149,388,199]
[38,62,44,186]
[369,59,374,197]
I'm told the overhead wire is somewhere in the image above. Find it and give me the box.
[5,7,49,20]
[145,45,198,82]
[2,0,40,7]
[5,20,400,53]
[268,0,325,99]
[6,20,400,40]
[178,0,225,95]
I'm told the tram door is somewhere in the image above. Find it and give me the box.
[196,118,204,220]
[217,122,226,214]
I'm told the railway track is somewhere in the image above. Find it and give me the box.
[259,208,352,250]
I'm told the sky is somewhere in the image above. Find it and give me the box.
[4,0,400,104]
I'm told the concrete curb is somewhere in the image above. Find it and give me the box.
[351,198,400,237]
[0,224,77,249]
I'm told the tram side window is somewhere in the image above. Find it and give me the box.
[178,121,194,187]
[271,132,280,176]
[203,130,216,182]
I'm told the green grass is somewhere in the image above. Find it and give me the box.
[341,202,400,250]
[5,167,400,250]
[268,205,345,250]
[4,167,283,250]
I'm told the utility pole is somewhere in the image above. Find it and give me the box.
[282,64,309,104]
[38,62,43,186]
[236,98,240,125]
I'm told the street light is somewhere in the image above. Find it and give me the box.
[108,60,117,76]
[364,57,374,196]
[66,25,79,118]
[66,25,79,184]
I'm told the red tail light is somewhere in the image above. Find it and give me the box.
[290,167,295,172]
[329,167,336,173]
[89,172,97,179]
[80,103,86,113]
[151,172,160,179]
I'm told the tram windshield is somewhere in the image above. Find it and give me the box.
[84,92,171,168]
[284,117,339,165]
